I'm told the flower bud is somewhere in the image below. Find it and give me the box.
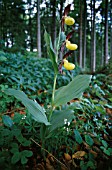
[65,17,75,26]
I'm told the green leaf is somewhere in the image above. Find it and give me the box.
[10,148,19,154]
[80,161,88,170]
[0,56,7,62]
[12,128,21,136]
[85,135,94,146]
[55,31,66,51]
[95,105,106,114]
[20,150,33,165]
[103,149,111,156]
[87,161,95,169]
[49,109,74,132]
[4,89,50,126]
[2,115,13,127]
[53,75,92,106]
[10,143,19,149]
[16,135,31,146]
[21,156,28,164]
[104,104,112,109]
[102,140,108,148]
[100,146,104,150]
[60,31,66,42]
[21,150,33,157]
[108,98,112,102]
[11,152,20,164]
[40,124,47,140]
[44,30,58,74]
[108,148,112,153]
[74,129,83,144]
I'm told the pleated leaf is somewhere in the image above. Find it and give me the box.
[74,129,83,144]
[53,75,92,106]
[85,134,94,146]
[2,115,13,127]
[5,89,50,126]
[44,30,58,74]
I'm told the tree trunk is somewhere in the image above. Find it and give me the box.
[29,1,33,52]
[37,0,41,57]
[83,0,87,70]
[60,0,64,19]
[101,18,104,66]
[91,0,96,72]
[51,0,56,47]
[110,7,112,59]
[104,0,108,65]
[79,0,83,69]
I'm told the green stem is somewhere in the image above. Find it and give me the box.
[56,28,61,60]
[48,73,57,121]
[49,30,61,120]
[51,29,61,105]
[52,73,57,107]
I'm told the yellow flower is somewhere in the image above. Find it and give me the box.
[64,16,75,26]
[63,59,75,70]
[66,40,78,50]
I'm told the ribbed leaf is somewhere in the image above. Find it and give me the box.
[53,75,91,106]
[49,109,74,132]
[2,115,13,127]
[74,129,83,144]
[102,140,108,148]
[5,89,50,126]
[44,30,58,74]
[85,134,94,146]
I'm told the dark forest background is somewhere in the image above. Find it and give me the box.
[0,0,112,71]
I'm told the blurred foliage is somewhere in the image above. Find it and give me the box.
[0,0,111,71]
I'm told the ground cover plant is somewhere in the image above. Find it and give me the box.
[0,4,112,170]
[0,72,112,170]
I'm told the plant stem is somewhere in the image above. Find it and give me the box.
[49,30,61,119]
[56,28,61,58]
[48,73,57,121]
[52,73,57,108]
[51,28,61,107]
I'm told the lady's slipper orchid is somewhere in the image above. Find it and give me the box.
[63,59,75,70]
[66,40,78,50]
[64,16,75,26]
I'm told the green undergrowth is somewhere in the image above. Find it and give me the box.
[0,51,80,109]
[0,52,112,170]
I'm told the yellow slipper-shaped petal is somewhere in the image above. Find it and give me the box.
[65,17,75,26]
[66,41,78,50]
[63,60,75,70]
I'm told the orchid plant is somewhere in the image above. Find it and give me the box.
[4,4,91,154]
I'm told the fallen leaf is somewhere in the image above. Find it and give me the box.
[72,151,86,159]
[106,108,112,116]
[11,112,14,117]
[64,153,71,161]
[61,166,68,170]
[37,163,45,170]
[19,110,26,114]
[46,162,55,170]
